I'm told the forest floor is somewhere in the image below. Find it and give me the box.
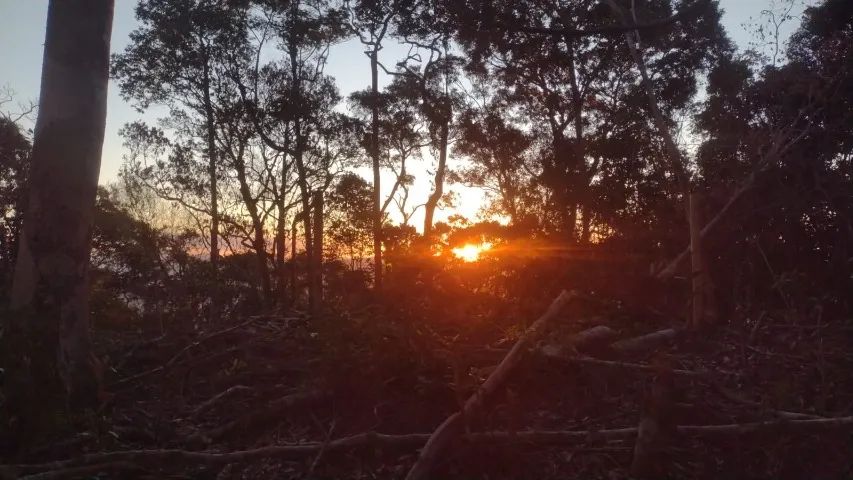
[6,281,853,479]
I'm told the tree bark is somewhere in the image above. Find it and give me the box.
[423,120,449,237]
[233,150,272,306]
[290,215,298,304]
[201,57,221,322]
[630,368,675,478]
[310,191,323,315]
[9,0,114,408]
[605,0,690,196]
[565,36,591,244]
[274,155,289,306]
[288,21,314,311]
[610,328,680,357]
[370,49,383,289]
[689,192,706,329]
[655,170,757,279]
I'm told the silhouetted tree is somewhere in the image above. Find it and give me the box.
[113,0,251,318]
[0,118,30,291]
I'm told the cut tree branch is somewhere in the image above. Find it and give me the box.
[404,290,577,480]
[10,417,853,479]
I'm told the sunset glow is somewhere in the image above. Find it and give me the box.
[451,242,492,262]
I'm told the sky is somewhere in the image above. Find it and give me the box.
[0,0,807,225]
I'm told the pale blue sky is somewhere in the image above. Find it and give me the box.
[0,0,806,222]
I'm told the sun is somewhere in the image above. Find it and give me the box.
[451,242,492,262]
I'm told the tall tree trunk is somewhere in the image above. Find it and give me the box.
[581,206,592,243]
[370,49,383,289]
[233,152,272,306]
[274,159,289,307]
[551,133,576,240]
[606,0,690,196]
[295,146,313,310]
[8,0,114,409]
[290,214,298,305]
[565,37,590,244]
[566,203,578,241]
[288,10,314,311]
[423,37,452,238]
[310,191,323,315]
[423,121,449,237]
[201,61,220,322]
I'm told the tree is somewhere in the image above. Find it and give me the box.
[113,0,251,319]
[349,74,426,256]
[454,93,538,226]
[327,173,374,270]
[7,0,114,414]
[0,118,30,292]
[344,0,399,289]
[454,0,728,245]
[236,0,348,313]
[691,0,853,303]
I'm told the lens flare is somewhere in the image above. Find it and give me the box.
[451,242,492,262]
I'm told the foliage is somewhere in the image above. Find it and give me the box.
[0,118,30,293]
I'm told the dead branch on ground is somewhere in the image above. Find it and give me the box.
[404,290,577,480]
[10,417,853,479]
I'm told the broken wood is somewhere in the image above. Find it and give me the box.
[11,417,853,479]
[543,353,704,378]
[188,389,329,444]
[190,385,252,419]
[114,317,260,385]
[711,383,824,420]
[404,290,577,480]
[568,325,620,351]
[654,122,809,280]
[604,0,691,195]
[630,362,676,478]
[689,192,706,330]
[610,328,680,356]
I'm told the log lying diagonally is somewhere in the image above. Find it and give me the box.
[404,290,577,480]
[9,417,853,480]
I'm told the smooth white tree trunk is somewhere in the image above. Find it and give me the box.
[10,0,115,405]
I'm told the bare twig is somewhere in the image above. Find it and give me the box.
[190,385,253,419]
[711,383,823,420]
[188,389,330,444]
[16,462,141,480]
[115,317,260,385]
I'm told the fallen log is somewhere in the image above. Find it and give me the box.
[404,290,577,480]
[610,328,680,356]
[543,353,704,378]
[187,389,329,445]
[10,417,853,479]
[568,325,620,351]
[541,351,823,420]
